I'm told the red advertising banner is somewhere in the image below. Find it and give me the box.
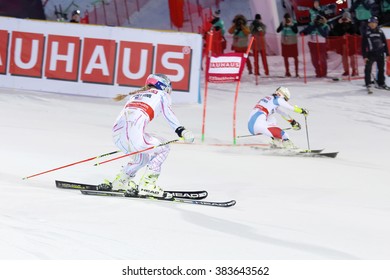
[80,38,117,84]
[116,41,154,87]
[0,30,9,74]
[154,44,192,91]
[45,35,81,81]
[0,17,202,103]
[9,31,45,77]
[206,52,246,83]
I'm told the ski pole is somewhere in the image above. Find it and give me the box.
[22,150,120,180]
[94,138,180,166]
[304,115,311,151]
[237,127,291,138]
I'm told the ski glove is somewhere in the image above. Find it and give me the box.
[293,106,309,116]
[301,108,309,116]
[290,119,301,130]
[175,126,195,143]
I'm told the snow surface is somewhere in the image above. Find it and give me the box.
[2,0,389,262]
[1,73,390,260]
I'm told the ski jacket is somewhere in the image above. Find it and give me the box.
[250,94,298,120]
[362,27,389,58]
[118,88,181,131]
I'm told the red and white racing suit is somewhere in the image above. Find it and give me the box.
[113,88,182,176]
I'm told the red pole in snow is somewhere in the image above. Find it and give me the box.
[22,151,120,180]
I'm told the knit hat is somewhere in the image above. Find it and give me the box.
[368,16,378,23]
[342,11,351,19]
[72,9,80,16]
[213,9,221,18]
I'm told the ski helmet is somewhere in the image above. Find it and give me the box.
[145,74,172,94]
[275,86,290,101]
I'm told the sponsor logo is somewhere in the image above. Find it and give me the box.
[171,192,207,199]
[140,188,160,195]
[2,30,192,91]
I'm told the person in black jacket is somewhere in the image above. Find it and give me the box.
[69,9,80,23]
[362,16,390,89]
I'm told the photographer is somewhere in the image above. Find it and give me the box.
[300,14,330,78]
[250,14,269,76]
[228,14,253,74]
[276,13,299,77]
[331,12,358,76]
[350,0,373,35]
[310,0,326,23]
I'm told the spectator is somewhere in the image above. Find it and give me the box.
[381,0,390,25]
[276,13,299,77]
[70,9,80,23]
[210,9,226,54]
[350,0,373,34]
[331,11,358,76]
[228,14,253,74]
[210,9,225,35]
[250,14,269,76]
[362,16,390,90]
[309,0,326,22]
[300,15,330,78]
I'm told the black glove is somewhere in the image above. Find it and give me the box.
[301,108,309,116]
[175,126,194,143]
[290,119,301,130]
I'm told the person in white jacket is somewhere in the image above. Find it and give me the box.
[100,74,194,198]
[247,86,308,149]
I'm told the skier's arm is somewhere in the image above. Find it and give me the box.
[161,95,194,143]
[293,106,309,116]
[160,95,182,131]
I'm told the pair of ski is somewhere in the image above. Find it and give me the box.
[252,147,338,158]
[366,74,390,94]
[55,180,236,208]
[366,85,390,94]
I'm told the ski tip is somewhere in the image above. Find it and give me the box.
[316,152,339,158]
[229,200,237,207]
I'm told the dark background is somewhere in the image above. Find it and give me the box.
[0,0,46,20]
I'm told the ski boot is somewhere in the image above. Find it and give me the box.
[270,137,283,149]
[135,170,172,199]
[97,170,136,192]
[282,139,299,150]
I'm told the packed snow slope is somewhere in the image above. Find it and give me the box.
[0,76,389,260]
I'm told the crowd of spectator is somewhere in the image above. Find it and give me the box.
[203,0,390,83]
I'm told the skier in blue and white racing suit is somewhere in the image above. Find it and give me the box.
[248,86,308,149]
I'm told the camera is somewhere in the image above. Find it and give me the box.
[314,15,325,24]
[236,19,244,26]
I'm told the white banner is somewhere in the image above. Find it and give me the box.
[206,53,246,83]
[0,16,202,103]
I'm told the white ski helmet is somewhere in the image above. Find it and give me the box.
[275,86,291,101]
[145,73,172,94]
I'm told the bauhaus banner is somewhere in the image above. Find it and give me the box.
[0,16,202,103]
[206,53,246,83]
